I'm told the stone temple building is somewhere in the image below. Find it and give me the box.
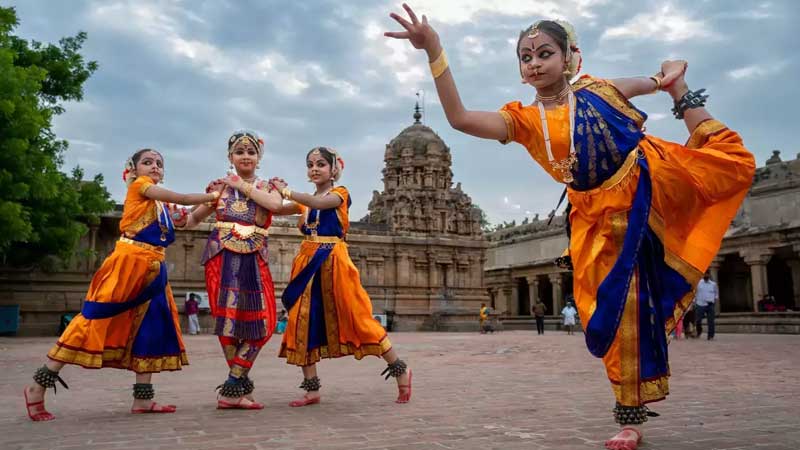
[0,108,489,335]
[485,151,800,333]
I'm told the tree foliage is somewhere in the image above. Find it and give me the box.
[0,7,112,268]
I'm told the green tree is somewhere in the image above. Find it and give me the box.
[0,7,112,268]
[471,204,492,232]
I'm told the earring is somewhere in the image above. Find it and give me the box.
[229,164,234,171]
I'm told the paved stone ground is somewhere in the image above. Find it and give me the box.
[2,332,799,450]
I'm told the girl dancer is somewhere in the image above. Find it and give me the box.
[24,148,220,420]
[272,147,412,407]
[177,130,283,410]
[387,5,754,448]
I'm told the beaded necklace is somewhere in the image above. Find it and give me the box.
[536,85,576,184]
[304,187,332,236]
[155,201,171,242]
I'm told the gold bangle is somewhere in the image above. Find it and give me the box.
[242,183,254,198]
[280,187,292,199]
[205,191,219,208]
[649,75,662,93]
[429,49,449,79]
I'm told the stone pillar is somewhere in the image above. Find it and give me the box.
[479,256,487,289]
[501,286,513,315]
[277,246,288,282]
[427,252,436,291]
[510,283,519,316]
[396,251,410,286]
[742,250,773,312]
[788,259,800,310]
[549,273,563,315]
[527,276,539,315]
[789,244,800,309]
[709,256,724,315]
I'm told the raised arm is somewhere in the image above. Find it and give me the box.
[143,185,218,206]
[610,77,662,99]
[610,60,690,99]
[283,190,342,211]
[386,4,507,141]
[222,175,283,213]
[271,179,342,211]
[172,179,224,229]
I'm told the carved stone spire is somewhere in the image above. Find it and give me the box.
[363,108,482,237]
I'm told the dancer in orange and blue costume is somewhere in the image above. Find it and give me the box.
[23,149,221,421]
[271,147,412,407]
[387,5,754,449]
[177,130,284,410]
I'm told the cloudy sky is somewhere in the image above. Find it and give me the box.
[7,0,797,225]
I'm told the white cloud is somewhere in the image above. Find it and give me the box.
[727,61,788,80]
[601,5,715,43]
[390,0,608,25]
[714,2,773,20]
[648,113,668,121]
[363,20,427,91]
[89,1,354,98]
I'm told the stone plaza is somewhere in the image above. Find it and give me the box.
[3,331,798,450]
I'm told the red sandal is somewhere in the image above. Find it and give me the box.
[395,369,412,404]
[604,426,642,450]
[217,398,264,410]
[131,402,177,414]
[24,388,55,422]
[289,395,320,407]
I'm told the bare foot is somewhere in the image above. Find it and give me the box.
[24,385,54,421]
[605,427,642,450]
[395,369,412,403]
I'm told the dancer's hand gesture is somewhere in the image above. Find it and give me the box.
[168,203,189,227]
[659,60,688,96]
[222,174,245,191]
[269,177,288,191]
[385,3,440,55]
[205,178,225,194]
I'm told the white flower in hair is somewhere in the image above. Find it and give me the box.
[554,19,579,49]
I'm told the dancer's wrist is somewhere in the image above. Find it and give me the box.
[425,42,443,62]
[667,81,689,101]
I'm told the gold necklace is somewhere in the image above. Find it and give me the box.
[156,201,170,242]
[304,187,332,236]
[535,83,571,103]
[230,176,258,214]
[537,89,577,184]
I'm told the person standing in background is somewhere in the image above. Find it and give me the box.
[695,271,719,340]
[185,293,200,335]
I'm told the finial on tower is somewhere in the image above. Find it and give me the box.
[413,101,422,124]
